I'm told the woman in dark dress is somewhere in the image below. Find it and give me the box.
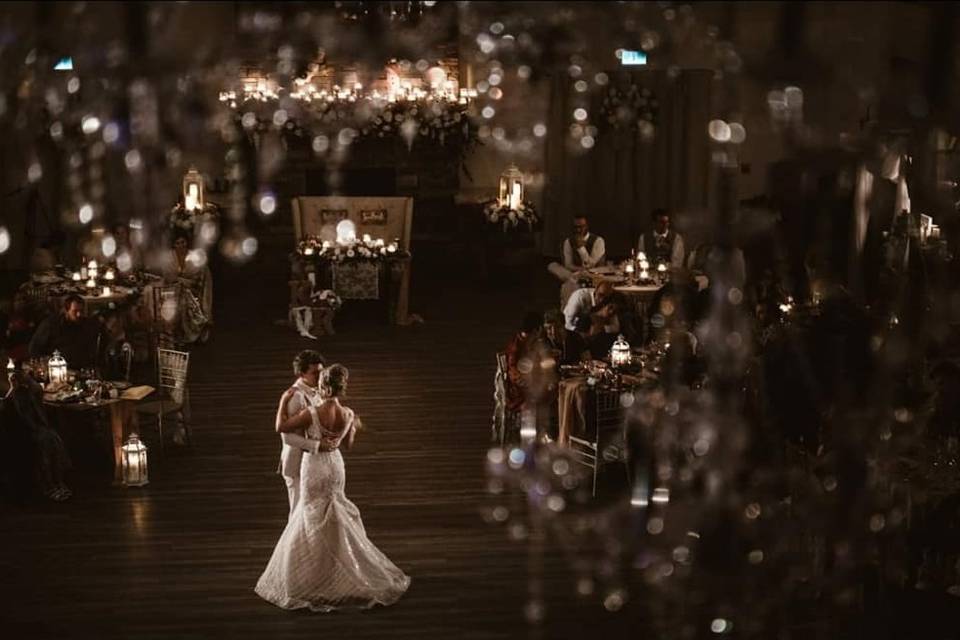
[2,370,72,501]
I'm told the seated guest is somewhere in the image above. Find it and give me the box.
[112,222,143,270]
[504,311,543,412]
[28,294,102,369]
[547,215,606,305]
[2,369,72,501]
[564,282,635,357]
[4,291,38,362]
[638,208,685,269]
[539,309,590,367]
[162,230,213,344]
[563,281,616,332]
[98,310,131,380]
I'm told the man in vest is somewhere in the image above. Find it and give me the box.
[638,208,685,269]
[547,214,607,305]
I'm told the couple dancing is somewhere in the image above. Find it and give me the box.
[255,350,410,612]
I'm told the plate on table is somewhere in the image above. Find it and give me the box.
[588,266,620,276]
[44,388,83,404]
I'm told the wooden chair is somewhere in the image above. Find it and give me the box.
[492,352,521,446]
[568,387,630,496]
[149,283,181,356]
[136,348,191,453]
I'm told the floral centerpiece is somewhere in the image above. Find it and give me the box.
[599,82,658,134]
[360,100,474,146]
[310,288,342,310]
[297,235,406,263]
[482,199,540,232]
[169,202,219,234]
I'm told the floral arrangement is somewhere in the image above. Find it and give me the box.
[482,199,541,232]
[169,203,219,233]
[235,99,477,149]
[297,235,406,263]
[310,288,342,310]
[359,101,475,147]
[599,82,658,133]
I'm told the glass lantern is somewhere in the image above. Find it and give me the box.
[182,167,205,212]
[498,164,524,211]
[335,219,357,245]
[122,434,149,487]
[48,350,68,385]
[610,335,632,368]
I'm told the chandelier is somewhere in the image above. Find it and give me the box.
[337,1,437,23]
[219,59,477,108]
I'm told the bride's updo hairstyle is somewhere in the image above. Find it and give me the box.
[322,364,348,397]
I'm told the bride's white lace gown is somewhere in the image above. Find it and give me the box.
[255,408,411,611]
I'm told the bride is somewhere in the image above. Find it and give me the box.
[255,364,411,611]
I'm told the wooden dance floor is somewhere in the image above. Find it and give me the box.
[0,233,634,639]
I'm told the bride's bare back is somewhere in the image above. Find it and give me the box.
[312,399,356,450]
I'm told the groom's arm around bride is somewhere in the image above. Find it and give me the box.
[276,388,331,453]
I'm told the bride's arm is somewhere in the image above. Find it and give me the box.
[343,409,358,450]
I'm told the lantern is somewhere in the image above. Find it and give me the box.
[335,219,357,245]
[610,335,632,368]
[72,271,81,282]
[657,263,668,278]
[87,259,98,279]
[182,167,205,212]
[121,434,149,487]
[6,357,14,376]
[48,350,68,384]
[102,286,112,297]
[104,269,115,281]
[498,164,524,211]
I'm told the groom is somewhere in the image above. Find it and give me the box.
[275,349,327,517]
